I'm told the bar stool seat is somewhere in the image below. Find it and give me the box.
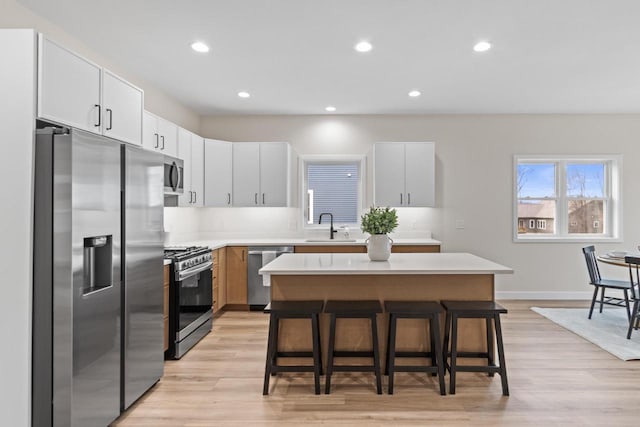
[384,301,446,395]
[441,300,509,396]
[324,300,383,394]
[263,300,324,395]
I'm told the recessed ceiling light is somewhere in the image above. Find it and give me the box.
[237,91,251,98]
[191,41,209,53]
[408,90,421,98]
[473,41,491,52]
[354,41,373,53]
[325,106,336,112]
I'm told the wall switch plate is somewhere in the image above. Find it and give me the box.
[455,220,465,229]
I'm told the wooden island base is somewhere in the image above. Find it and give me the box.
[271,273,494,368]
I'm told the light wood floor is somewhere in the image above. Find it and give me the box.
[113,301,640,426]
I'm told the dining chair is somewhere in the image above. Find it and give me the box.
[582,246,631,320]
[624,256,640,339]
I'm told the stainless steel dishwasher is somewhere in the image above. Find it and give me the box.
[247,246,294,308]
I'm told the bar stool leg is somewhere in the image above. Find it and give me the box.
[385,314,393,376]
[430,315,446,396]
[324,313,337,394]
[387,314,397,394]
[449,315,458,395]
[311,313,321,395]
[429,317,437,376]
[263,314,278,395]
[494,313,509,396]
[270,315,280,376]
[315,313,324,375]
[486,317,495,377]
[370,314,383,395]
[443,311,451,372]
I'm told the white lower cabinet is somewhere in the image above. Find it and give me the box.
[38,34,143,146]
[178,128,204,207]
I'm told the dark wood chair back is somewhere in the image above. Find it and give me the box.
[625,256,640,300]
[582,246,601,285]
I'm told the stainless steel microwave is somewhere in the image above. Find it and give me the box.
[164,155,184,195]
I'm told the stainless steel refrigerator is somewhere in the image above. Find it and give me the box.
[33,127,165,426]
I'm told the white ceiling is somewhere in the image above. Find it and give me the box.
[19,0,640,115]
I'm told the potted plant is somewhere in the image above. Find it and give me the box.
[361,206,398,261]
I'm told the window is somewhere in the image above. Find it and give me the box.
[515,155,621,241]
[302,156,364,227]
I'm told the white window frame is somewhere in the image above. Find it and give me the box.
[537,219,546,230]
[529,219,536,229]
[299,155,366,230]
[514,154,622,242]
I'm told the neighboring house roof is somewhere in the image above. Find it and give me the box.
[518,200,554,219]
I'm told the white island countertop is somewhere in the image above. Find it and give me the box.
[259,252,513,276]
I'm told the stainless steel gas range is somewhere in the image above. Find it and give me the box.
[164,246,213,359]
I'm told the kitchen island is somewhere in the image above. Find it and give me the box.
[260,252,513,367]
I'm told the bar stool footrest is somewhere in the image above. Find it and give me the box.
[394,351,433,358]
[447,351,491,359]
[333,351,374,358]
[393,365,439,373]
[450,365,501,374]
[332,365,377,372]
[276,351,315,358]
[271,365,317,373]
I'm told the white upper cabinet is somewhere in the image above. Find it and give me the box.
[102,70,143,145]
[38,36,102,133]
[204,139,233,207]
[374,142,435,207]
[143,111,178,157]
[259,142,289,207]
[190,135,204,207]
[232,142,290,207]
[232,143,260,206]
[37,34,143,146]
[177,128,204,207]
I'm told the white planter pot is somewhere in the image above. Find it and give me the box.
[366,234,393,261]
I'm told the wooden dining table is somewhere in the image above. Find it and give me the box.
[597,253,640,267]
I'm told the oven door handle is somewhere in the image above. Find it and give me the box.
[176,261,213,281]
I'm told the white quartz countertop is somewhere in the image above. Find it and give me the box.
[259,252,513,275]
[169,237,441,251]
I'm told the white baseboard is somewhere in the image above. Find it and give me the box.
[495,291,593,300]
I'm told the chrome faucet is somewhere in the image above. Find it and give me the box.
[318,212,337,240]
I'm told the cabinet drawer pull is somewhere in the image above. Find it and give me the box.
[106,108,113,130]
[408,193,411,205]
[262,193,265,204]
[255,193,258,205]
[94,104,101,127]
[154,133,159,148]
[227,193,231,205]
[400,193,403,205]
[161,135,165,150]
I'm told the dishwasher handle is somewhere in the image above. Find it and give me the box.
[248,250,291,255]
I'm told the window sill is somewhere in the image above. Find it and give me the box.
[514,235,622,243]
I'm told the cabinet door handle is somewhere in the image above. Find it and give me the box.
[408,193,411,205]
[161,135,165,150]
[189,191,193,203]
[106,108,113,130]
[242,249,245,262]
[227,193,231,205]
[94,104,101,127]
[154,133,159,148]
[400,193,403,205]
[193,191,196,204]
[262,193,265,205]
[255,193,258,205]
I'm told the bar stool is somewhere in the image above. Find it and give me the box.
[441,300,509,396]
[384,301,446,395]
[324,300,383,394]
[263,300,324,395]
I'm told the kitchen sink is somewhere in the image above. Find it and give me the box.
[303,239,357,243]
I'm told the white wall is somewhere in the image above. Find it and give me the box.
[0,0,200,132]
[191,114,640,298]
[0,29,36,427]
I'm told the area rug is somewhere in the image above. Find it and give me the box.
[531,307,640,361]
